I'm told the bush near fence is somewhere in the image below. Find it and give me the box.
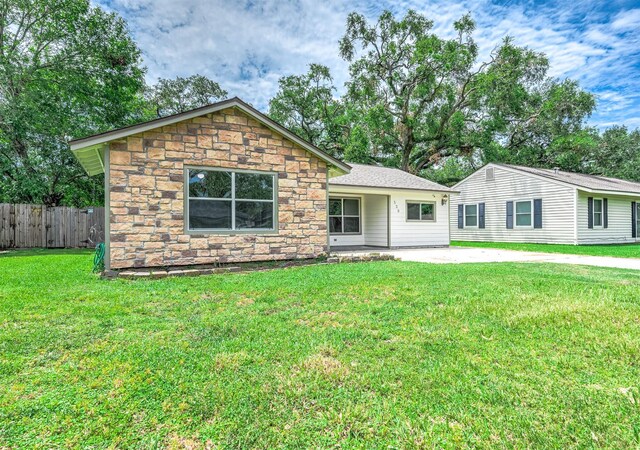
[0,204,105,249]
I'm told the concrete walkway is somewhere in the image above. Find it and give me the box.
[334,246,640,271]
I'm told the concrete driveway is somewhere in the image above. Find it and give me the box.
[335,246,640,271]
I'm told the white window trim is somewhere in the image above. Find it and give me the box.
[329,196,362,235]
[184,166,278,234]
[592,197,604,229]
[406,201,437,222]
[464,203,479,228]
[514,199,533,229]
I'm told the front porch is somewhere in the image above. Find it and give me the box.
[328,193,390,249]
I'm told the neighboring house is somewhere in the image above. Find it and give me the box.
[70,97,454,270]
[451,163,640,245]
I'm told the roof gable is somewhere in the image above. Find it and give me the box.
[497,164,640,195]
[454,163,640,195]
[70,97,350,176]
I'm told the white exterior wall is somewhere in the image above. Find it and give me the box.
[363,194,388,247]
[389,191,450,247]
[329,186,450,248]
[576,191,639,244]
[450,165,577,244]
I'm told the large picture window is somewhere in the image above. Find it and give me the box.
[329,197,360,234]
[515,200,532,227]
[407,201,435,221]
[187,168,275,231]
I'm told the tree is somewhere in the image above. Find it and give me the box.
[336,10,596,178]
[268,64,346,156]
[341,11,537,172]
[146,74,227,117]
[589,126,640,181]
[0,0,146,206]
[482,78,598,172]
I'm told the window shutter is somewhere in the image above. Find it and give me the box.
[533,199,542,229]
[587,197,594,229]
[479,203,485,229]
[506,201,514,229]
[458,204,464,229]
[603,198,608,229]
[632,202,637,238]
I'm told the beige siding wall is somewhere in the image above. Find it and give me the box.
[450,165,577,244]
[576,191,639,244]
[108,107,328,269]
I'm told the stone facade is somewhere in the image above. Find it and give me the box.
[107,107,328,269]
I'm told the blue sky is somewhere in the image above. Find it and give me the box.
[95,0,640,130]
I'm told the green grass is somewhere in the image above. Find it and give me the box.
[2,250,640,448]
[453,240,640,259]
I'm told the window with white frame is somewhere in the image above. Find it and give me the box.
[593,198,603,227]
[515,200,532,227]
[464,204,478,227]
[407,201,436,221]
[186,168,275,231]
[637,203,640,236]
[329,197,360,234]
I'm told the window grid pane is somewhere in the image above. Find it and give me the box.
[515,201,532,214]
[235,200,274,229]
[593,200,603,214]
[420,203,434,221]
[594,212,602,227]
[407,203,420,220]
[235,173,273,200]
[329,199,342,216]
[189,199,232,230]
[188,169,232,199]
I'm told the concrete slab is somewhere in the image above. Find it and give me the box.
[332,246,640,271]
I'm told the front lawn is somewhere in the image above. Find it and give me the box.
[453,240,640,259]
[1,250,640,448]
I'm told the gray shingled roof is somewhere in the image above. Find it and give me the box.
[329,163,456,192]
[499,164,640,194]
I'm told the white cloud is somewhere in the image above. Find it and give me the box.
[93,0,640,129]
[611,8,640,30]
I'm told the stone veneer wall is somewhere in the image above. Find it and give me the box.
[107,107,328,269]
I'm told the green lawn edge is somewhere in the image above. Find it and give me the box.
[452,240,640,259]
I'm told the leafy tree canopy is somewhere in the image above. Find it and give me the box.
[145,74,228,117]
[269,9,613,185]
[589,126,640,182]
[0,0,146,206]
[268,64,346,157]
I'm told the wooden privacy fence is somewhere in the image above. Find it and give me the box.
[0,204,105,249]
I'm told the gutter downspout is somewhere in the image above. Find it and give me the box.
[103,145,111,270]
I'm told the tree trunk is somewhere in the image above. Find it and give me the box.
[399,124,415,173]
